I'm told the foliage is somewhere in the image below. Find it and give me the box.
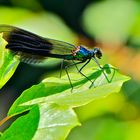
[0,35,129,140]
[0,33,19,89]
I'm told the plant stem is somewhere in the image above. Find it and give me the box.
[0,116,12,127]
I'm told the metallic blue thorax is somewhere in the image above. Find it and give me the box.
[74,46,92,61]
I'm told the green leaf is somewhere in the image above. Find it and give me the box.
[21,69,130,108]
[6,66,130,140]
[0,132,2,137]
[0,106,40,140]
[8,83,51,116]
[32,103,80,140]
[67,117,127,140]
[0,34,19,89]
[0,33,7,68]
[83,0,137,42]
[8,67,130,116]
[0,7,76,44]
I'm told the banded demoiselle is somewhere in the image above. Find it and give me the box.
[0,25,111,89]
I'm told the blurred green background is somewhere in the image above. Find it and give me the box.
[0,0,140,139]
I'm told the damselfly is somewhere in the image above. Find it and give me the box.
[0,25,111,89]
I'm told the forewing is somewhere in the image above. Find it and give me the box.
[46,38,75,55]
[0,25,75,63]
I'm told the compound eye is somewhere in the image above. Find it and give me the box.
[95,48,102,59]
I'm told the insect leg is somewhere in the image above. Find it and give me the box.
[72,59,93,84]
[64,62,79,91]
[103,65,116,82]
[92,57,110,83]
[60,59,64,78]
[79,59,91,72]
[109,68,116,82]
[64,60,87,91]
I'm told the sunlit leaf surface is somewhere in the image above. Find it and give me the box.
[0,106,40,140]
[4,65,130,140]
[33,104,80,140]
[0,34,19,89]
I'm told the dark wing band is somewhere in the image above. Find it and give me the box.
[0,25,75,63]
